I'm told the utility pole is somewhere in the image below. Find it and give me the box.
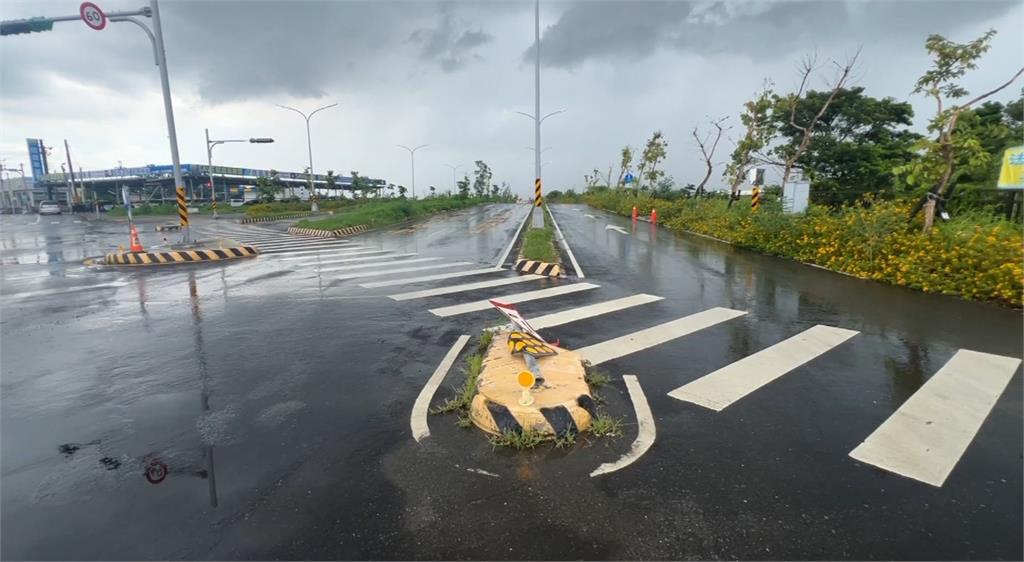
[206,128,273,217]
[444,164,462,194]
[276,103,337,212]
[397,144,427,199]
[64,139,78,207]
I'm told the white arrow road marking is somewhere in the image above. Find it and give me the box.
[605,225,629,235]
[591,375,655,477]
[411,335,471,442]
[584,214,596,219]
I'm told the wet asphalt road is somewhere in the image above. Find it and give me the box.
[1,203,1021,560]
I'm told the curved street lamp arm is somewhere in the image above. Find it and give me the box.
[544,107,569,123]
[275,104,308,119]
[514,111,537,122]
[308,103,339,120]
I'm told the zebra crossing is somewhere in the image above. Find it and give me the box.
[205,222,1020,488]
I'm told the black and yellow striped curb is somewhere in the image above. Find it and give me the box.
[286,224,369,238]
[101,245,259,266]
[470,394,596,436]
[238,212,314,224]
[154,224,181,232]
[514,258,562,277]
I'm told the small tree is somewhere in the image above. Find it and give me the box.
[898,29,1023,227]
[429,185,437,197]
[724,81,776,205]
[349,171,368,198]
[693,116,730,195]
[456,175,471,199]
[325,170,337,200]
[397,185,408,198]
[636,131,668,191]
[616,145,633,188]
[774,50,860,195]
[256,169,282,202]
[473,160,492,198]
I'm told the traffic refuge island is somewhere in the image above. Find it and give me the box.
[98,244,259,266]
[514,258,562,277]
[468,301,595,437]
[238,212,315,224]
[287,224,369,238]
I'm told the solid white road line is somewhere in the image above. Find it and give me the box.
[388,274,543,301]
[591,375,655,477]
[360,267,505,288]
[530,294,664,330]
[291,253,414,267]
[318,257,440,273]
[259,245,357,255]
[577,307,746,366]
[333,262,474,280]
[5,281,129,300]
[429,282,600,317]
[548,208,584,278]
[411,334,471,442]
[495,205,532,267]
[668,325,859,411]
[279,248,384,261]
[848,349,1021,487]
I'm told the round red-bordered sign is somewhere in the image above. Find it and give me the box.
[80,2,106,31]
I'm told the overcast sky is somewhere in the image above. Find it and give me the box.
[1,0,1021,197]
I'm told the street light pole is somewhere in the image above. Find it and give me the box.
[276,103,337,212]
[397,144,428,199]
[206,129,273,218]
[444,164,462,194]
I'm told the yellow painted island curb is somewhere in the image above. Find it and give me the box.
[97,245,259,266]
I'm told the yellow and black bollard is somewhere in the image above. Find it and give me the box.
[211,197,217,219]
[534,178,542,207]
[751,186,761,212]
[176,186,191,241]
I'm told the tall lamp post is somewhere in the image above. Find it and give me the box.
[443,164,462,194]
[205,129,273,217]
[397,144,428,199]
[275,103,337,212]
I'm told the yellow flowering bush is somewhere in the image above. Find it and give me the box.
[583,191,1023,306]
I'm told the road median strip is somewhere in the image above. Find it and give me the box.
[239,211,316,224]
[97,244,259,266]
[286,224,369,238]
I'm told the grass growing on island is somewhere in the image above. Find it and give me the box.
[520,211,558,262]
[298,197,501,231]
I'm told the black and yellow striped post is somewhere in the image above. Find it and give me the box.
[211,196,217,218]
[751,186,761,212]
[176,186,191,242]
[534,178,542,207]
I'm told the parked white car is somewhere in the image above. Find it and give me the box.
[38,201,62,215]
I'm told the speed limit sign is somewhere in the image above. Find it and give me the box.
[80,2,106,31]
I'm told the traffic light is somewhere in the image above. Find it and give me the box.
[0,17,54,36]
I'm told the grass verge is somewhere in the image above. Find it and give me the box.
[298,196,506,231]
[520,212,558,262]
[489,427,547,450]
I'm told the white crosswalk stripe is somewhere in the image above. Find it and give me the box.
[271,246,373,258]
[280,248,385,261]
[848,349,1021,487]
[333,262,474,280]
[290,253,415,267]
[318,257,441,273]
[252,240,354,250]
[359,267,505,288]
[429,283,600,317]
[529,294,664,329]
[577,307,746,366]
[388,275,544,301]
[668,325,859,411]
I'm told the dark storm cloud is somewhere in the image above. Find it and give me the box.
[408,4,494,73]
[527,0,1020,68]
[0,0,496,104]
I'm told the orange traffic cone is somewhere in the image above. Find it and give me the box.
[632,206,638,221]
[129,224,144,252]
[650,208,657,224]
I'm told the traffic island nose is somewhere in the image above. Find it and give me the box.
[468,331,594,437]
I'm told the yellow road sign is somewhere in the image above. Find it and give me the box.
[507,331,556,357]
